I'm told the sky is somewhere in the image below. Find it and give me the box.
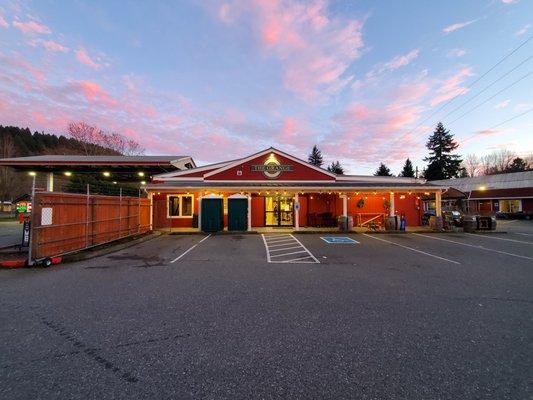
[0,0,532,174]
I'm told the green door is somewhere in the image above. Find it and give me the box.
[201,198,223,232]
[228,198,248,231]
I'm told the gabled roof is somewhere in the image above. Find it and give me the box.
[203,147,337,180]
[0,155,194,165]
[431,170,533,191]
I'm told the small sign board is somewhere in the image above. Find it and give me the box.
[21,220,31,247]
[320,236,359,244]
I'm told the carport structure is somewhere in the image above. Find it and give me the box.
[147,148,445,232]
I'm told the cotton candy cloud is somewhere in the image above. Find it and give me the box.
[0,14,8,28]
[30,39,69,53]
[431,67,473,106]
[215,0,365,101]
[442,20,476,34]
[12,19,51,35]
[75,48,102,70]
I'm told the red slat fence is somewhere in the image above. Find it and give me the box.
[31,191,151,260]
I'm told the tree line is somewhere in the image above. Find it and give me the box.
[307,122,531,179]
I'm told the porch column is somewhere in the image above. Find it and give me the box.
[389,192,395,217]
[294,193,299,230]
[342,195,348,217]
[46,172,54,191]
[197,196,202,232]
[148,192,153,230]
[435,190,442,217]
[247,194,252,231]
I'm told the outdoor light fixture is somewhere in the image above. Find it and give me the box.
[103,171,111,177]
[479,185,487,190]
[28,171,36,176]
[140,181,146,185]
[64,171,72,176]
[138,172,145,177]
[112,181,117,184]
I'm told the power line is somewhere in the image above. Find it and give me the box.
[449,69,533,125]
[487,107,533,130]
[441,54,533,120]
[399,35,533,140]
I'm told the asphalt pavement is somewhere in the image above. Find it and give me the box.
[1,226,532,399]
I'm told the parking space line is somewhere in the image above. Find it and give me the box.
[464,233,533,245]
[269,245,302,252]
[413,233,533,261]
[170,234,212,263]
[261,234,320,264]
[363,234,460,265]
[515,232,532,237]
[270,250,307,258]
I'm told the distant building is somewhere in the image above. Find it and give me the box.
[431,171,533,218]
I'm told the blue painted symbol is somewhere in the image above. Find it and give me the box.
[320,236,359,244]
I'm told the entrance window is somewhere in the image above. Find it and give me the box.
[499,199,521,213]
[265,196,293,226]
[168,194,194,218]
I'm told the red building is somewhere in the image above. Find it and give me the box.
[147,148,444,231]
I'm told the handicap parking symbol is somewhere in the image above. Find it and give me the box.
[320,236,359,244]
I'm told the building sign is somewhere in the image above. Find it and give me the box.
[250,154,294,179]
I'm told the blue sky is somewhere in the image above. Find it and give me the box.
[0,0,531,174]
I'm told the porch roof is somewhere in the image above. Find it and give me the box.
[146,180,444,191]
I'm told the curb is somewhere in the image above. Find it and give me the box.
[0,259,26,269]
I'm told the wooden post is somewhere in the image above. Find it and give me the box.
[294,193,299,230]
[435,190,442,217]
[389,192,395,217]
[247,194,252,232]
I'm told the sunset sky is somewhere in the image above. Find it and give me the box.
[0,0,532,174]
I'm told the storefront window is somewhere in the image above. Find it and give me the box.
[168,195,194,217]
[499,199,521,213]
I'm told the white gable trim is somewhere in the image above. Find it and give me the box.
[203,147,337,179]
[153,160,237,179]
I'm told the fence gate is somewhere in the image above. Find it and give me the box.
[30,190,151,262]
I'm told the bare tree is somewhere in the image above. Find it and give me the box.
[493,149,516,173]
[67,122,144,155]
[464,154,480,177]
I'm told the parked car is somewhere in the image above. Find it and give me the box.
[442,210,463,227]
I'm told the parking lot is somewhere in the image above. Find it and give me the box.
[1,222,532,399]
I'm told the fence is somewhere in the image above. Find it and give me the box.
[30,188,151,261]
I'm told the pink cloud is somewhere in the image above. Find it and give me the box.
[494,99,510,109]
[443,20,476,34]
[70,80,117,107]
[216,0,364,101]
[380,49,419,73]
[75,48,101,70]
[447,48,466,58]
[0,14,8,28]
[431,67,473,106]
[30,39,69,53]
[12,19,51,35]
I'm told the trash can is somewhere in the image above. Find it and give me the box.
[347,216,354,231]
[463,215,476,233]
[338,216,348,232]
[385,216,398,231]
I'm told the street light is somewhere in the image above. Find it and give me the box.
[28,171,36,176]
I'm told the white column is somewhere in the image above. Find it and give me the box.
[46,172,54,192]
[294,193,299,230]
[435,191,442,217]
[197,196,202,232]
[342,195,348,217]
[389,192,395,217]
[247,194,252,231]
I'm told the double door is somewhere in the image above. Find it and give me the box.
[265,196,294,227]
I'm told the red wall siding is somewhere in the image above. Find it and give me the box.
[206,153,335,181]
[394,193,421,226]
[152,192,198,229]
[298,196,308,227]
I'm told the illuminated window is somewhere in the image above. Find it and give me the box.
[499,200,521,213]
[168,194,194,217]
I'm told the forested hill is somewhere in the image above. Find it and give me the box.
[0,125,119,158]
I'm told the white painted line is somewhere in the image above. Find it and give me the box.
[268,240,298,248]
[269,245,302,252]
[265,238,295,244]
[270,250,307,258]
[363,234,460,265]
[413,233,533,261]
[464,232,533,245]
[261,234,272,263]
[279,256,314,263]
[515,232,532,237]
[170,234,211,263]
[290,234,320,263]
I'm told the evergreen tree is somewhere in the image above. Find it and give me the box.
[374,162,392,176]
[423,122,462,180]
[308,145,324,167]
[458,168,469,178]
[327,160,344,175]
[505,157,529,173]
[399,158,415,177]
